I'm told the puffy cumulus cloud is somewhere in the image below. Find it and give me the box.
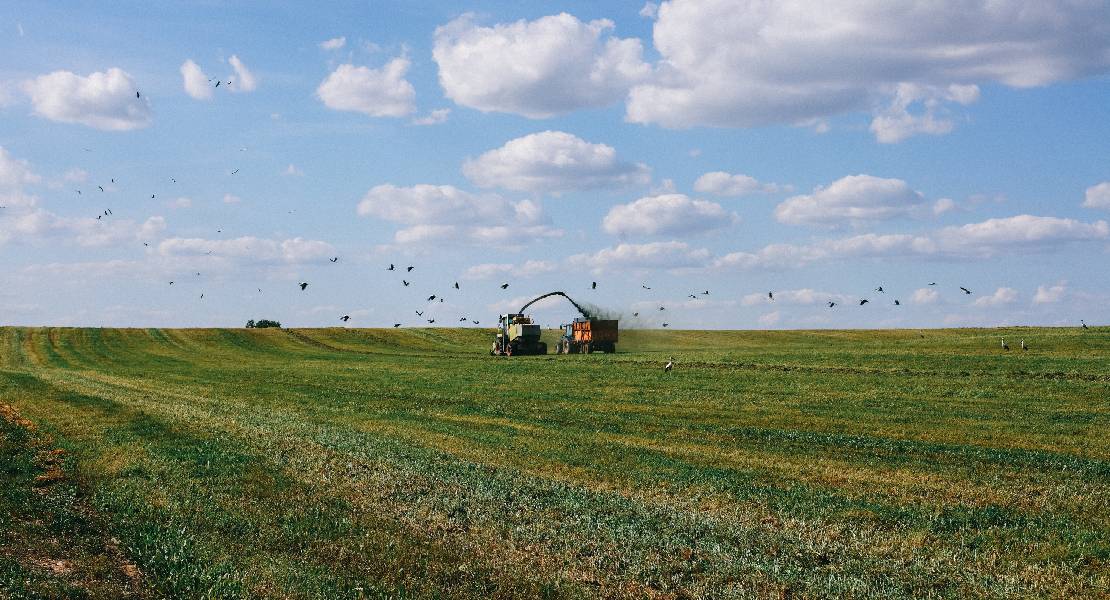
[928,215,1109,258]
[0,146,42,188]
[228,55,258,93]
[222,194,241,203]
[773,175,927,227]
[626,0,1110,140]
[433,12,651,118]
[357,183,560,249]
[180,59,212,100]
[21,68,151,130]
[1033,282,1068,303]
[462,131,651,195]
[316,59,416,118]
[0,208,166,247]
[1082,182,1110,210]
[567,241,710,274]
[320,37,346,50]
[156,235,334,263]
[693,172,783,195]
[971,287,1018,307]
[602,194,738,237]
[908,288,939,305]
[411,108,450,126]
[461,260,558,280]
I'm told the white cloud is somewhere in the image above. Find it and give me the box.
[933,198,960,215]
[461,260,558,280]
[567,241,710,274]
[625,0,1110,140]
[0,208,166,247]
[602,194,738,237]
[21,68,151,130]
[0,146,42,187]
[411,108,450,126]
[1033,282,1067,303]
[758,311,782,327]
[773,175,927,227]
[63,168,86,182]
[223,194,241,203]
[640,3,660,18]
[742,289,837,306]
[156,235,334,263]
[433,12,651,118]
[165,197,193,209]
[180,59,212,100]
[929,215,1109,258]
[693,171,782,195]
[316,59,416,118]
[283,164,305,177]
[971,287,1018,307]
[462,131,651,195]
[320,37,346,51]
[908,288,939,305]
[357,184,560,249]
[1082,182,1110,210]
[228,55,258,93]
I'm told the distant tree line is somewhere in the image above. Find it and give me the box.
[245,319,281,328]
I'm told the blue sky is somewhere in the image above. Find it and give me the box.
[2,0,1109,330]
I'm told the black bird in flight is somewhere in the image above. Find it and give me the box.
[688,295,697,299]
[929,282,936,285]
[330,257,338,263]
[768,292,774,300]
[407,266,414,272]
[454,282,459,289]
[403,280,409,286]
[660,306,665,311]
[340,315,350,322]
[702,291,709,295]
[501,283,509,289]
[98,186,104,191]
[643,285,651,289]
[894,300,900,305]
[876,287,884,293]
[299,282,308,290]
[394,324,401,328]
[960,287,971,294]
[427,295,435,301]
[632,312,639,317]
[415,311,423,316]
[662,323,669,327]
[860,299,869,305]
[472,320,479,324]
[460,317,467,321]
[828,302,836,307]
[136,91,140,98]
[592,282,596,289]
[388,264,394,270]
[427,319,435,323]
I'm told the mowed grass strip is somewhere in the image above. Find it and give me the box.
[0,325,1108,598]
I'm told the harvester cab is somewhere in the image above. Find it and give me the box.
[490,313,547,356]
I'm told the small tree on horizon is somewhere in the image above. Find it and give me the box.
[245,319,281,328]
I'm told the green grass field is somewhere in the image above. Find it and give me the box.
[1,325,1108,599]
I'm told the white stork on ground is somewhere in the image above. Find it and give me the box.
[1002,337,1010,350]
[664,357,674,373]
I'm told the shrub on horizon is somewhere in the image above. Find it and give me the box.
[245,319,281,328]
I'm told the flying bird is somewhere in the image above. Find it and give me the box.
[454,282,459,289]
[660,306,665,310]
[427,295,435,301]
[200,294,203,298]
[403,280,409,286]
[689,295,697,299]
[860,299,869,305]
[388,264,394,270]
[98,186,104,191]
[1002,337,1010,350]
[214,81,220,87]
[828,302,836,307]
[136,91,140,98]
[472,321,479,324]
[299,282,308,290]
[592,282,596,289]
[876,287,884,293]
[961,287,971,294]
[929,282,936,285]
[427,319,435,323]
[702,291,709,295]
[501,283,509,289]
[894,300,900,305]
[662,323,669,327]
[416,311,423,316]
[407,266,414,272]
[394,324,401,328]
[664,358,673,373]
[231,169,238,174]
[340,315,350,322]
[643,286,651,289]
[330,257,337,263]
[768,292,774,300]
[169,281,173,285]
[460,317,467,321]
[633,313,638,316]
